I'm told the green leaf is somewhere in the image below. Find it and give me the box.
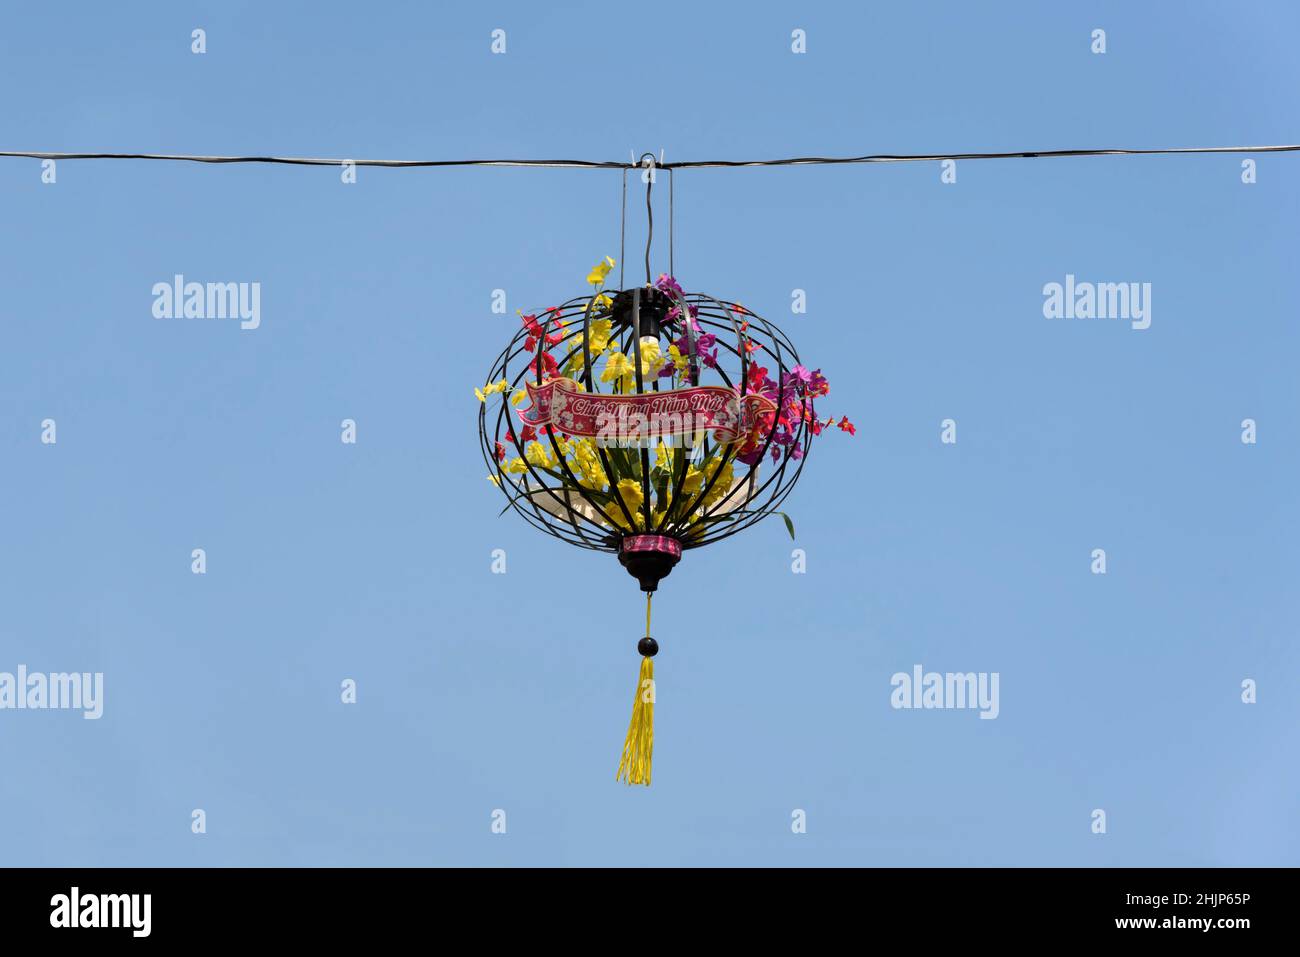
[778,511,796,540]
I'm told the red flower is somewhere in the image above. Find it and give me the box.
[528,352,558,378]
[836,417,857,436]
[495,441,506,462]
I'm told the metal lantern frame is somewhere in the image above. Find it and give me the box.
[478,283,814,556]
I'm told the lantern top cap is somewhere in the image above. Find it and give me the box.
[608,286,675,340]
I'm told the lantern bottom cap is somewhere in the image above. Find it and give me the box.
[618,534,683,592]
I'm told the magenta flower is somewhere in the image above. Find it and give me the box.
[655,274,685,300]
[672,328,714,358]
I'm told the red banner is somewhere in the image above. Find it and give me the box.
[517,377,775,445]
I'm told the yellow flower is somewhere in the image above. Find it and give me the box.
[701,459,735,510]
[486,474,501,487]
[654,441,671,472]
[474,378,510,402]
[588,317,613,352]
[510,389,527,406]
[593,292,614,311]
[525,441,558,470]
[505,457,528,474]
[680,465,704,498]
[586,256,616,288]
[571,439,608,489]
[635,337,661,378]
[615,478,644,522]
[666,343,689,375]
[562,318,615,377]
[600,351,634,389]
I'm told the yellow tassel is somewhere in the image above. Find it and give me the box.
[616,655,655,785]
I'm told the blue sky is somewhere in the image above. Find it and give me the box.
[0,1,1296,866]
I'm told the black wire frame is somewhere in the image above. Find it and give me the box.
[478,288,815,553]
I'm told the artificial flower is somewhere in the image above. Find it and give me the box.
[571,438,608,489]
[587,256,616,287]
[587,317,613,352]
[474,378,510,402]
[700,459,735,511]
[525,441,558,470]
[613,478,645,527]
[654,274,684,300]
[600,350,634,388]
[635,337,662,377]
[680,465,704,498]
[528,351,558,379]
[784,365,813,391]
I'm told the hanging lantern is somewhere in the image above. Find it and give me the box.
[476,173,854,784]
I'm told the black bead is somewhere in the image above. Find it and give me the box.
[637,636,659,658]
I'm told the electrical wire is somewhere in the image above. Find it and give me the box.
[664,144,1300,167]
[641,154,655,286]
[1,144,1297,170]
[0,152,625,168]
